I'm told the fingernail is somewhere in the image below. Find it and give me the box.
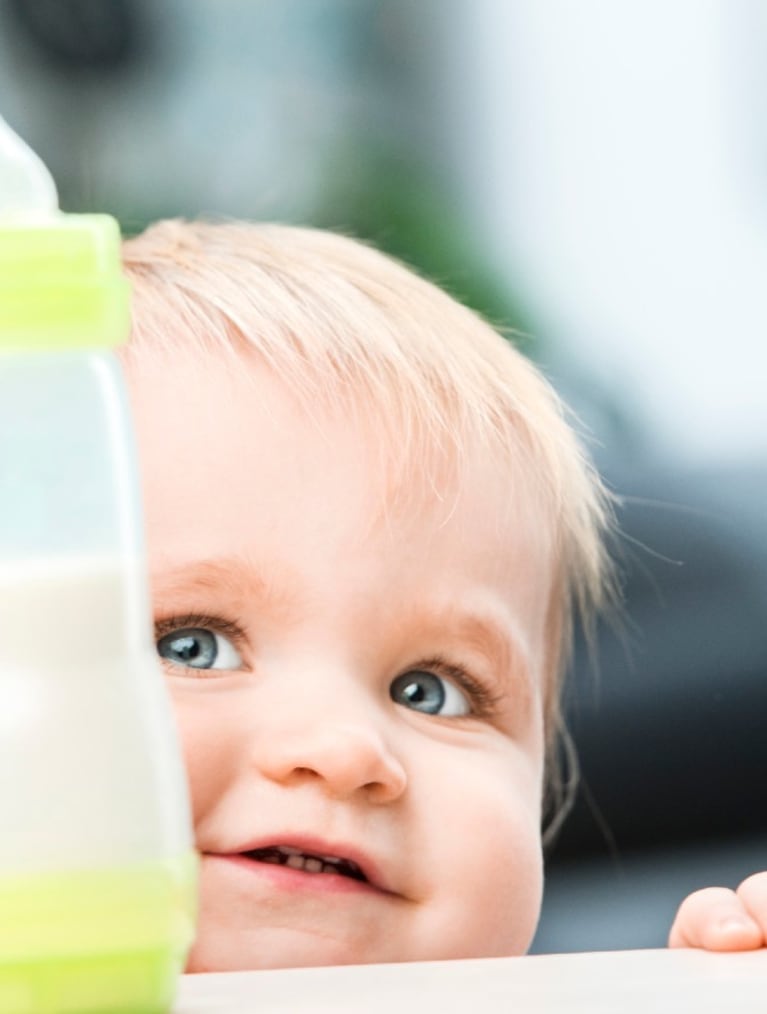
[719,916,749,932]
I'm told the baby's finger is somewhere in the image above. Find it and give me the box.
[668,886,763,950]
[736,872,767,945]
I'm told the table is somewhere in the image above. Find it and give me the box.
[176,948,766,1012]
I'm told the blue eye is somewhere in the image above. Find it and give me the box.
[156,627,242,671]
[390,670,470,717]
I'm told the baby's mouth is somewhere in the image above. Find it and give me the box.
[242,844,368,883]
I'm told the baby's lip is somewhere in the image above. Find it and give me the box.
[215,834,394,894]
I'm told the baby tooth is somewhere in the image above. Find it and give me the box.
[304,857,323,873]
[286,854,306,870]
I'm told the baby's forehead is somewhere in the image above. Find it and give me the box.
[126,337,553,537]
[308,397,557,599]
[372,436,546,541]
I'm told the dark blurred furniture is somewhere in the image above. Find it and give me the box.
[532,458,767,953]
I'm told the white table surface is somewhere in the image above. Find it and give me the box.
[176,948,766,1013]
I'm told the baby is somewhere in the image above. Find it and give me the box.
[119,220,766,970]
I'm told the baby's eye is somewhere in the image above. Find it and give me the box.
[389,670,470,717]
[156,626,242,672]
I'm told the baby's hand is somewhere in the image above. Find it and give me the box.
[668,872,767,950]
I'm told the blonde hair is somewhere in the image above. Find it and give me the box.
[122,219,615,836]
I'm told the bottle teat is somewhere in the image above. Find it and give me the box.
[0,115,58,218]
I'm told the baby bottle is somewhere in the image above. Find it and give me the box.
[0,117,196,1013]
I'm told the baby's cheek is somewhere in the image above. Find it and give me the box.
[413,755,544,960]
[412,825,543,961]
[468,828,543,956]
[169,691,230,826]
[454,767,544,955]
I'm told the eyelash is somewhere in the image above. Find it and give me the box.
[154,611,248,656]
[411,654,503,718]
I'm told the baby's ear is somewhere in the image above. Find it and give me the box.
[668,883,765,951]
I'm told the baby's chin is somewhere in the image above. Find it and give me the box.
[184,919,532,974]
[185,922,386,973]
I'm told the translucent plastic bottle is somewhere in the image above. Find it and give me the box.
[0,117,196,1013]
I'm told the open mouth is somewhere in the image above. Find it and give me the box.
[242,845,368,883]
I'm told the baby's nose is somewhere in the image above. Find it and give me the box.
[254,720,407,804]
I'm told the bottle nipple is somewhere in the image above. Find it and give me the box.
[0,115,58,218]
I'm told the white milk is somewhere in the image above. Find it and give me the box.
[0,555,191,873]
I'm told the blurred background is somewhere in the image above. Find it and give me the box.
[2,0,764,952]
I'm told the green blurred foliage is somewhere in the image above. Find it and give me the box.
[314,139,538,358]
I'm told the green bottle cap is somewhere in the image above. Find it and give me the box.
[0,214,131,351]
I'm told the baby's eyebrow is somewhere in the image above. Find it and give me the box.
[150,555,296,614]
[414,605,536,703]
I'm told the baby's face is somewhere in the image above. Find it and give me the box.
[126,347,553,971]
